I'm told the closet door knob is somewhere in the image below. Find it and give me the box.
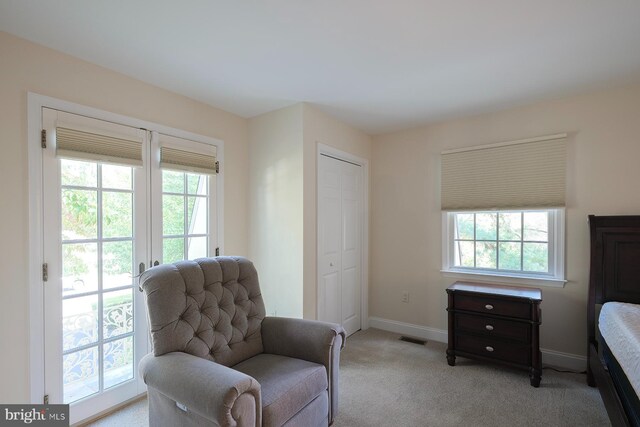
[485,304,494,310]
[485,324,494,331]
[485,346,494,352]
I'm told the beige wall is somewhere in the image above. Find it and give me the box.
[0,32,249,403]
[302,104,372,319]
[248,103,372,319]
[371,81,640,357]
[10,21,637,402]
[248,105,304,317]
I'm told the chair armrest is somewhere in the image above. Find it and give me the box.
[261,317,345,422]
[140,352,261,427]
[261,317,345,364]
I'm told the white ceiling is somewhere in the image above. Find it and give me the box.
[2,1,640,134]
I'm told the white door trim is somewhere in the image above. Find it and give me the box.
[27,92,225,404]
[316,142,369,331]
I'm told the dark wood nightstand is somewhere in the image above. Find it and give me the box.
[446,281,542,387]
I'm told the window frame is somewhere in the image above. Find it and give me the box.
[441,208,566,288]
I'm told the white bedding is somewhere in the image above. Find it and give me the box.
[599,301,640,397]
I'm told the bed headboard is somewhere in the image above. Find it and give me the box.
[588,215,640,347]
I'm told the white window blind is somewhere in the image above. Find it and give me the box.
[52,109,144,166]
[441,134,566,211]
[56,127,143,166]
[158,133,217,175]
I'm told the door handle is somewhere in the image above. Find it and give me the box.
[137,262,146,292]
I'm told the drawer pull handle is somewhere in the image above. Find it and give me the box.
[485,346,494,352]
[485,304,494,310]
[485,324,494,331]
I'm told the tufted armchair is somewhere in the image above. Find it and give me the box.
[139,256,345,427]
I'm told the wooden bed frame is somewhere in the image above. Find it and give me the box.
[588,215,640,427]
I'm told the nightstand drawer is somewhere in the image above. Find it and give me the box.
[456,334,530,366]
[454,294,531,319]
[455,313,530,343]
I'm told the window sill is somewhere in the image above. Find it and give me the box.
[440,269,567,288]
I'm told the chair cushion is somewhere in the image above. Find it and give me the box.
[140,257,266,367]
[233,354,328,426]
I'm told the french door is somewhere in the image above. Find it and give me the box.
[41,108,218,424]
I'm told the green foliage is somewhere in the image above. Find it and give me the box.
[187,174,200,194]
[523,243,548,272]
[62,189,97,240]
[476,213,496,240]
[162,170,184,193]
[161,171,208,262]
[63,243,95,277]
[103,241,132,283]
[455,214,474,239]
[163,238,184,264]
[61,159,96,187]
[61,166,208,278]
[499,212,521,240]
[475,242,496,268]
[62,161,133,281]
[163,195,184,235]
[498,242,521,270]
[454,211,549,272]
[103,192,132,238]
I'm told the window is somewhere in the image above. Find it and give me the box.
[440,134,567,286]
[443,209,564,283]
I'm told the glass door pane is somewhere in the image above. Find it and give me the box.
[60,160,136,403]
[161,170,210,263]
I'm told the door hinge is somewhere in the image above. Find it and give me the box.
[42,263,48,282]
[41,129,47,148]
[215,247,220,257]
[43,394,49,404]
[215,161,220,174]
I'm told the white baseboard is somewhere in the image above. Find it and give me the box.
[539,348,587,372]
[368,317,448,343]
[367,316,586,371]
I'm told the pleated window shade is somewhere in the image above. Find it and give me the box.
[441,135,566,211]
[160,146,217,175]
[56,126,143,166]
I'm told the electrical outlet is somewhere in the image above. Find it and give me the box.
[401,291,409,303]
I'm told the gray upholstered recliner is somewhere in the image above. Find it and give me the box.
[139,256,345,427]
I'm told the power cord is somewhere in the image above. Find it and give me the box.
[542,366,587,375]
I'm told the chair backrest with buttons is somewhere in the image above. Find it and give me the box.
[140,256,266,367]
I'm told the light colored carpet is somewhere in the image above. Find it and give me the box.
[86,328,609,427]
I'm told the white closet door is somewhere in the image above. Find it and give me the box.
[318,154,362,336]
